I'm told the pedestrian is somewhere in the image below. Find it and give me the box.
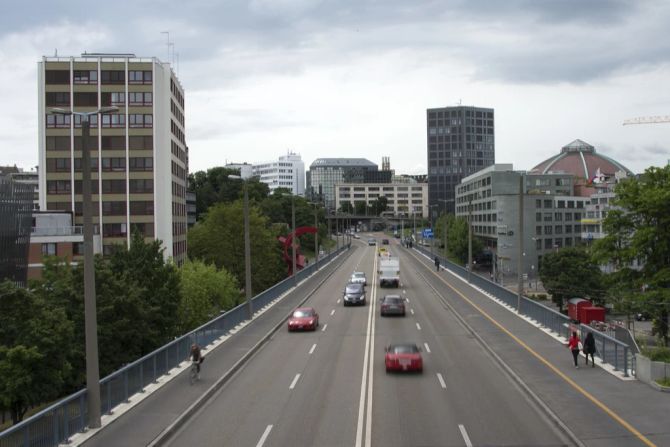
[583,331,596,367]
[567,331,582,369]
[434,256,440,271]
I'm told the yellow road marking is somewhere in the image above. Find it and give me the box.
[421,254,656,447]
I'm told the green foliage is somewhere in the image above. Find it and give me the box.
[657,377,670,387]
[178,260,239,332]
[188,167,270,218]
[339,201,354,213]
[188,201,285,294]
[641,346,670,363]
[0,281,73,423]
[445,216,484,264]
[539,247,605,311]
[594,165,670,343]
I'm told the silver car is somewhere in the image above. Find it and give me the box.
[350,271,367,285]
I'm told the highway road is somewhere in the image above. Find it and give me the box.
[163,237,573,447]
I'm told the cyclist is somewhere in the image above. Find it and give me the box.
[188,343,203,374]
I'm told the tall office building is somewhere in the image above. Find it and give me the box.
[427,105,494,215]
[306,158,378,210]
[252,153,305,196]
[38,53,188,264]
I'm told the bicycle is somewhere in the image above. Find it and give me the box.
[189,361,200,385]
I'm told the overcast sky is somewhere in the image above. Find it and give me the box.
[1,0,669,175]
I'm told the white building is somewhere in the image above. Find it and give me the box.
[225,162,253,179]
[335,182,428,218]
[253,153,305,196]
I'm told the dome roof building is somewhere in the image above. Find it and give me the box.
[531,139,634,180]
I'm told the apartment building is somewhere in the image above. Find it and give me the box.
[38,54,188,264]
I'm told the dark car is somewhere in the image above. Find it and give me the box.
[380,295,406,316]
[343,283,366,306]
[385,343,423,373]
[288,307,319,331]
[382,239,390,245]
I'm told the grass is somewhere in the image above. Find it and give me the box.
[641,346,670,363]
[656,377,670,387]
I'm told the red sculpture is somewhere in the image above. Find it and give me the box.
[278,226,318,276]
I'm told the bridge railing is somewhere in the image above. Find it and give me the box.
[415,245,634,377]
[0,245,348,447]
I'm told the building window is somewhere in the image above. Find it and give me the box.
[101,70,125,84]
[535,212,541,222]
[73,114,98,128]
[536,226,542,235]
[101,114,125,128]
[73,242,84,255]
[129,114,153,128]
[555,225,563,235]
[536,239,542,250]
[45,92,70,107]
[128,70,152,84]
[545,238,553,249]
[554,212,562,221]
[46,114,71,128]
[41,243,57,256]
[45,70,70,84]
[128,92,152,105]
[46,180,71,194]
[544,199,553,208]
[129,179,153,193]
[545,226,553,235]
[73,70,97,84]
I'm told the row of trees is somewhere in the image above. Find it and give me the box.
[0,234,239,424]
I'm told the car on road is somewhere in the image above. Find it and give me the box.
[350,271,367,285]
[353,233,360,239]
[385,343,423,373]
[368,238,376,246]
[288,307,319,331]
[380,295,406,316]
[382,239,390,245]
[343,283,366,306]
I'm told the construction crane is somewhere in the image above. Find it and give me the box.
[623,116,670,126]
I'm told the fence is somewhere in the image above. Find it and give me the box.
[0,245,348,447]
[416,245,635,377]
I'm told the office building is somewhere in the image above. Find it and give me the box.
[335,182,428,218]
[0,173,33,286]
[307,158,378,209]
[38,53,188,264]
[225,162,253,179]
[252,153,305,196]
[427,105,495,215]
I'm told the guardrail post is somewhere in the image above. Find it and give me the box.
[79,393,86,432]
[153,355,157,383]
[53,408,59,445]
[139,363,144,393]
[165,347,170,375]
[106,381,112,414]
[124,370,129,403]
[623,346,629,377]
[63,402,70,442]
[613,341,619,371]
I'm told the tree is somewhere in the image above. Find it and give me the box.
[446,216,483,264]
[339,202,353,213]
[354,201,367,215]
[178,260,239,332]
[188,167,269,218]
[539,248,605,312]
[188,201,285,294]
[593,165,670,343]
[0,281,73,423]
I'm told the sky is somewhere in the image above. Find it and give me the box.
[1,0,669,175]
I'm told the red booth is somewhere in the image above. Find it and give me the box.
[568,298,591,322]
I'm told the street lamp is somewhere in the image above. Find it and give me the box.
[468,199,473,283]
[281,193,297,287]
[229,175,253,320]
[50,106,118,429]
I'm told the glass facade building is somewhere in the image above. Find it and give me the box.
[0,174,33,286]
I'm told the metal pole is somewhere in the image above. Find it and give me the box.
[82,116,101,428]
[243,183,252,319]
[292,195,296,286]
[314,204,318,270]
[517,173,524,312]
[468,199,472,283]
[444,212,448,258]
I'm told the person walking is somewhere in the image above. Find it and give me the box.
[567,331,582,369]
[583,331,596,367]
[434,256,440,271]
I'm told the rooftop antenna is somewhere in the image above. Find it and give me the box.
[175,51,179,76]
[160,31,171,63]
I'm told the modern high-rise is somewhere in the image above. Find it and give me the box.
[38,54,188,264]
[252,152,305,196]
[427,105,495,215]
[306,158,378,210]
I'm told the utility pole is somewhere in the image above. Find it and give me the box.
[291,195,296,286]
[468,199,472,283]
[243,183,252,318]
[517,173,524,312]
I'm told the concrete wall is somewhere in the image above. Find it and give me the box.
[635,354,670,386]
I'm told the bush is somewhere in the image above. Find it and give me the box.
[642,347,670,363]
[656,377,670,387]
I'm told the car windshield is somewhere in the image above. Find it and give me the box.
[390,344,418,354]
[346,284,363,294]
[353,273,365,278]
[384,296,402,304]
[293,310,313,318]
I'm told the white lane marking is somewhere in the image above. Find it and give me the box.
[321,324,328,332]
[289,373,301,390]
[403,289,406,294]
[410,309,415,315]
[416,322,422,331]
[330,309,336,316]
[337,298,341,304]
[365,260,378,447]
[406,298,410,303]
[309,344,317,355]
[356,251,377,447]
[459,424,473,447]
[424,343,431,353]
[437,373,447,389]
[256,425,273,447]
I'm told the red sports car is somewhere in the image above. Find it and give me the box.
[288,307,319,331]
[385,343,423,373]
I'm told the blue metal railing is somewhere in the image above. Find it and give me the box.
[0,245,348,447]
[416,245,634,377]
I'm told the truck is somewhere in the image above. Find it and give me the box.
[379,256,400,287]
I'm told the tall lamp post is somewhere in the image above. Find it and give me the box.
[517,172,524,312]
[229,175,253,319]
[468,199,473,283]
[51,106,118,429]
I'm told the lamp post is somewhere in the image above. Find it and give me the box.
[291,194,296,286]
[229,175,253,319]
[51,106,118,429]
[309,202,319,270]
[429,204,438,257]
[517,172,524,312]
[468,199,473,283]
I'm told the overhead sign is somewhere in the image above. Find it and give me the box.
[422,229,433,238]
